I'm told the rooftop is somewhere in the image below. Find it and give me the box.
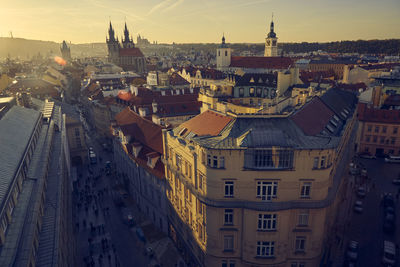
[230,56,293,70]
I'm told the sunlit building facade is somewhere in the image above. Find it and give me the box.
[163,88,357,266]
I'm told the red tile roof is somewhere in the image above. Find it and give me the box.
[118,91,132,101]
[230,56,293,69]
[357,103,400,124]
[291,97,335,135]
[300,70,335,84]
[119,48,144,57]
[115,107,164,153]
[179,110,233,137]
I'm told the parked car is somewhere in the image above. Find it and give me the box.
[357,186,366,198]
[383,194,395,208]
[349,163,360,175]
[382,241,396,266]
[354,201,363,213]
[346,240,359,262]
[385,155,400,163]
[383,214,396,233]
[392,179,400,185]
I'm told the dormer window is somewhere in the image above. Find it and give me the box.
[132,142,142,157]
[147,152,160,169]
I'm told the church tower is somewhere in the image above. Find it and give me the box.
[264,16,278,57]
[122,22,135,48]
[60,40,71,60]
[216,34,231,71]
[106,21,120,64]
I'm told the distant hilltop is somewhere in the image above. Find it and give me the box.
[0,37,107,60]
[0,37,398,60]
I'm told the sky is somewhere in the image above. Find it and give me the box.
[0,0,399,44]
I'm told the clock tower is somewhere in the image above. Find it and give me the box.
[264,16,278,57]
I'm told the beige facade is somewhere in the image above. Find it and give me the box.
[163,103,357,267]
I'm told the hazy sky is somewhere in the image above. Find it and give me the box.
[0,0,399,44]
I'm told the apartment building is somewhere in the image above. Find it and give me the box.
[163,88,357,266]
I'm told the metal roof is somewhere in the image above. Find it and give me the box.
[0,106,41,210]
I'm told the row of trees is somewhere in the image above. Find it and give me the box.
[280,39,400,55]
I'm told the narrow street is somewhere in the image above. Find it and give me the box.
[337,158,400,266]
[71,111,152,267]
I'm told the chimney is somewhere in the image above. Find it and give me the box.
[372,86,382,108]
[152,101,158,113]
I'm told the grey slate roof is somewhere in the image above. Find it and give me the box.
[0,106,41,211]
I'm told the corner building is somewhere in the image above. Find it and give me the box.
[163,88,357,267]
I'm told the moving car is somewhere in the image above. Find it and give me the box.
[353,201,363,213]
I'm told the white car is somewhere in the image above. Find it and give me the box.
[353,201,363,213]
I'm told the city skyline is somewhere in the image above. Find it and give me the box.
[0,0,399,44]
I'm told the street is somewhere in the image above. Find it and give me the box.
[339,158,400,267]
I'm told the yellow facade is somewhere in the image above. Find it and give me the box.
[163,110,357,267]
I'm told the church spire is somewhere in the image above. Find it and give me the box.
[124,22,129,41]
[108,21,115,42]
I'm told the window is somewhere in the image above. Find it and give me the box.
[380,137,385,144]
[175,154,182,170]
[256,241,275,257]
[257,181,277,201]
[256,87,262,97]
[207,155,211,166]
[300,182,312,198]
[320,156,326,168]
[298,210,309,226]
[201,151,206,164]
[225,51,228,57]
[224,209,233,225]
[199,173,204,190]
[375,126,379,133]
[391,137,396,145]
[249,87,255,96]
[367,125,372,132]
[222,260,236,267]
[239,88,244,97]
[254,150,273,167]
[218,51,220,56]
[74,127,80,136]
[394,127,398,134]
[311,156,319,169]
[295,236,306,252]
[219,157,225,168]
[291,263,306,267]
[213,156,218,167]
[264,88,268,98]
[365,135,371,142]
[278,150,294,168]
[257,214,277,230]
[224,181,234,197]
[373,136,377,143]
[224,235,234,251]
[383,126,387,133]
